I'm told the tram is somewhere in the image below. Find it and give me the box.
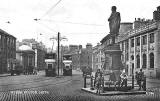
[63,54,72,76]
[45,53,57,76]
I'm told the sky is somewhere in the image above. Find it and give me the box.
[0,0,159,49]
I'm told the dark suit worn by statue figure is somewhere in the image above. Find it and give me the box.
[108,6,121,43]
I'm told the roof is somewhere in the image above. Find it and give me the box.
[118,21,158,42]
[18,45,34,52]
[0,28,16,39]
[100,34,111,44]
[63,50,73,55]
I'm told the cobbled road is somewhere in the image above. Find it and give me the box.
[0,71,160,101]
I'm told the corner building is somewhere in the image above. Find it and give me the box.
[0,29,16,73]
[118,6,160,78]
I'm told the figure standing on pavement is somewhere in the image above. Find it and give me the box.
[33,67,37,75]
[94,69,103,87]
[120,69,128,87]
[95,73,103,94]
[135,71,139,85]
[138,69,145,90]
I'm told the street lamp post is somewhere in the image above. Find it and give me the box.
[50,32,67,76]
[57,32,60,76]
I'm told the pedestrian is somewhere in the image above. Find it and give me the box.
[120,69,128,87]
[95,73,103,94]
[33,67,37,75]
[138,69,144,90]
[94,69,102,87]
[135,71,139,85]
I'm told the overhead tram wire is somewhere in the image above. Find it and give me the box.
[36,21,58,34]
[35,21,107,35]
[40,0,63,19]
[40,19,106,27]
[35,19,107,35]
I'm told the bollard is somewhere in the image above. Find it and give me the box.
[143,76,146,91]
[90,76,93,88]
[90,76,94,90]
[84,75,86,88]
[125,79,127,87]
[102,77,104,93]
[132,75,134,89]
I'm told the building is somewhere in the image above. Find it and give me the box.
[16,39,46,70]
[0,29,16,73]
[16,45,35,71]
[117,6,160,78]
[69,45,79,52]
[71,43,92,70]
[71,45,82,70]
[92,43,105,72]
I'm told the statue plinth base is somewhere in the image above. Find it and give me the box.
[104,44,124,77]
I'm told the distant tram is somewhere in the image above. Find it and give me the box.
[63,54,72,76]
[45,53,57,76]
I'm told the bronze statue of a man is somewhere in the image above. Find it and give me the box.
[108,6,121,43]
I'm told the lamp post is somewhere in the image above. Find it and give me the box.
[57,32,60,76]
[50,32,67,76]
[33,19,68,76]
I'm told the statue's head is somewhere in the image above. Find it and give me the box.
[111,6,117,12]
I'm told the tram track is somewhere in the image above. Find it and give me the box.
[0,75,81,92]
[0,77,73,92]
[0,76,67,87]
[0,73,81,87]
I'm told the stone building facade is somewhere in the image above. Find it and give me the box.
[71,43,92,70]
[0,29,16,73]
[92,43,105,72]
[117,6,160,78]
[16,45,35,71]
[16,39,46,70]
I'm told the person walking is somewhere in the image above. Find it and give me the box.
[138,69,144,90]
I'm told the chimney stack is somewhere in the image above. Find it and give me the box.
[153,6,160,21]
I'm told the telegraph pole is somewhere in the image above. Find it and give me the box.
[57,32,60,76]
[50,32,67,77]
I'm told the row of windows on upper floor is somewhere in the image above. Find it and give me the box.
[131,33,154,47]
[95,64,103,69]
[0,35,16,46]
[95,57,105,63]
[130,53,154,69]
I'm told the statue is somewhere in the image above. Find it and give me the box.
[108,6,121,43]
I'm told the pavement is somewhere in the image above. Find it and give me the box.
[0,70,160,101]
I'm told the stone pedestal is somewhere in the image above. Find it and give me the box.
[104,44,124,79]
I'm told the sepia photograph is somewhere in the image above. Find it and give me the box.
[0,0,160,101]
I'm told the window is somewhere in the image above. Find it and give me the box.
[142,54,147,68]
[96,65,98,69]
[150,53,154,68]
[136,37,140,46]
[121,54,124,61]
[131,55,134,60]
[122,42,124,51]
[131,39,134,47]
[126,40,129,50]
[96,58,98,62]
[126,52,129,61]
[149,33,154,43]
[136,55,140,68]
[142,35,147,45]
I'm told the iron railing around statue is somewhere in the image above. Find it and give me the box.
[83,74,146,93]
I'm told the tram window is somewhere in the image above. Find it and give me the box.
[66,66,70,69]
[63,55,72,60]
[48,64,52,69]
[45,53,56,59]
